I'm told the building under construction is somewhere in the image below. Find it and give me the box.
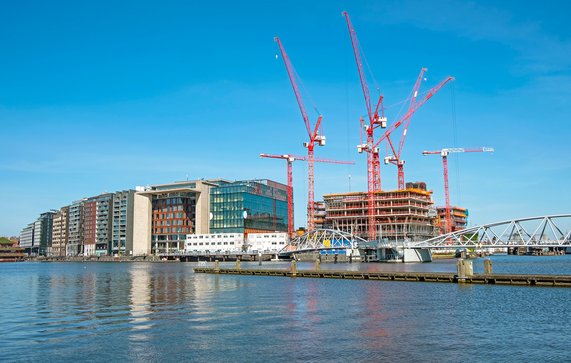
[436,206,468,235]
[323,182,437,242]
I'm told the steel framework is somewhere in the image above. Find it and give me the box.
[410,215,571,248]
[282,229,368,253]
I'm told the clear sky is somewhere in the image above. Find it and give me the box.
[1,0,570,236]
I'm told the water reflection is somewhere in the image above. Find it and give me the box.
[1,259,571,362]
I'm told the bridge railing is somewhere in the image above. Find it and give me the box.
[409,214,571,248]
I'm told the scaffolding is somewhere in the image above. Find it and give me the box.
[324,182,438,242]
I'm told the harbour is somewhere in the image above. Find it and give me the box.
[2,256,571,362]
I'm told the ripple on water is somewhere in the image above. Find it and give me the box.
[1,259,571,362]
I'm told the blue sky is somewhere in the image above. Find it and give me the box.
[1,0,570,236]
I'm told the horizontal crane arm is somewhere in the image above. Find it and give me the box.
[374,76,454,149]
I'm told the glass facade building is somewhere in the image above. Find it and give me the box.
[210,179,288,234]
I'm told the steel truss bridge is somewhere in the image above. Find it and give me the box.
[280,229,367,255]
[283,215,571,253]
[410,214,571,249]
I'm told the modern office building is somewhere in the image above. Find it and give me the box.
[18,211,56,256]
[19,222,36,255]
[111,189,152,256]
[95,194,114,255]
[67,199,85,256]
[137,180,216,254]
[111,190,134,256]
[83,198,97,256]
[52,206,69,257]
[209,179,289,235]
[36,211,56,256]
[185,232,288,254]
[83,193,114,256]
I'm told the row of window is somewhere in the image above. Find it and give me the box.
[153,212,190,219]
[154,227,191,234]
[189,241,236,246]
[153,220,190,227]
[152,205,190,213]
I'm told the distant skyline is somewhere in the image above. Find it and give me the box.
[2,0,570,236]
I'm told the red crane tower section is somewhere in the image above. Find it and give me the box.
[422,147,494,234]
[275,37,326,232]
[260,153,354,237]
[343,11,454,240]
[343,11,386,241]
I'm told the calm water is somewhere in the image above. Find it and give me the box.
[1,255,570,362]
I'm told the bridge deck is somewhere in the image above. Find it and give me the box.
[194,268,571,287]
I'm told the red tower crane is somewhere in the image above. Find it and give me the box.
[378,74,454,185]
[260,153,354,237]
[422,147,494,234]
[275,37,326,232]
[343,11,454,240]
[343,11,386,241]
[383,67,426,189]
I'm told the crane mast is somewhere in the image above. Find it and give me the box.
[394,67,427,189]
[275,37,325,232]
[422,147,494,234]
[260,153,354,237]
[343,11,386,241]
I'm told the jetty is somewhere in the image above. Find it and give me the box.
[194,259,571,288]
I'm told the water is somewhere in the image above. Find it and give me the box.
[1,256,570,362]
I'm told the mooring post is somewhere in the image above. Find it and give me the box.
[291,260,297,277]
[484,258,493,274]
[457,259,466,282]
[315,259,321,271]
[235,258,241,270]
[464,260,474,277]
[214,260,220,273]
[258,252,262,266]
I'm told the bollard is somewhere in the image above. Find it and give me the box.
[258,252,262,266]
[457,259,465,279]
[235,259,241,270]
[484,258,493,274]
[214,260,220,273]
[291,260,297,277]
[314,259,321,271]
[464,259,473,277]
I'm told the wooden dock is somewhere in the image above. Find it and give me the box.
[193,267,571,287]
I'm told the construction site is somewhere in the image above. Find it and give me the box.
[265,12,494,243]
